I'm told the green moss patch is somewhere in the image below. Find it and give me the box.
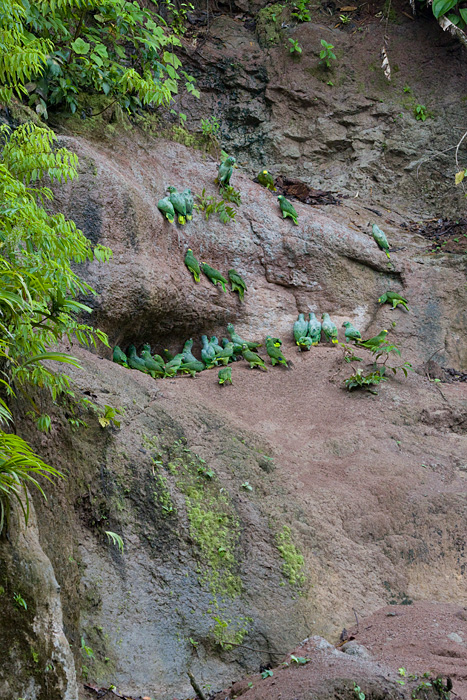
[276,525,305,587]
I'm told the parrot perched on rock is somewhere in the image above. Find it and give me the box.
[180,359,205,377]
[342,321,362,344]
[182,188,194,221]
[168,186,187,225]
[182,339,198,364]
[202,262,227,292]
[297,336,313,350]
[217,156,236,187]
[218,367,232,385]
[157,196,175,223]
[209,336,224,354]
[378,291,409,311]
[141,347,165,377]
[257,169,276,191]
[265,336,290,367]
[163,349,174,362]
[164,355,183,376]
[227,323,261,351]
[228,269,247,302]
[294,314,308,345]
[201,335,216,366]
[214,342,235,366]
[242,344,267,371]
[278,195,298,225]
[372,224,390,259]
[127,345,149,373]
[357,329,389,351]
[307,312,322,346]
[321,313,339,344]
[113,346,128,367]
[184,248,201,283]
[222,337,239,360]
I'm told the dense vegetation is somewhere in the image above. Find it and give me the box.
[0,0,197,531]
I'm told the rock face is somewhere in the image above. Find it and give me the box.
[0,500,78,700]
[179,15,467,218]
[53,136,466,371]
[1,12,466,698]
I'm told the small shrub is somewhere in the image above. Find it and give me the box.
[288,38,303,55]
[319,39,337,68]
[414,104,428,121]
[201,115,220,137]
[291,0,311,22]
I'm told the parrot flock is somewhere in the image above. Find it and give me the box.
[112,323,292,385]
[141,154,405,388]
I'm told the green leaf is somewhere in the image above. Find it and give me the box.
[20,352,82,369]
[71,38,90,55]
[459,7,467,21]
[432,0,457,18]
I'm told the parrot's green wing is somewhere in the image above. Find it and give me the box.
[357,329,388,350]
[372,224,390,259]
[113,346,128,366]
[321,314,339,344]
[294,314,308,344]
[307,313,322,345]
[278,196,298,225]
[228,269,247,301]
[185,249,201,283]
[202,263,227,292]
[168,188,187,225]
[157,197,175,223]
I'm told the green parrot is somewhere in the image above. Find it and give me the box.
[184,248,201,283]
[307,312,322,346]
[378,291,409,311]
[228,269,247,302]
[180,359,205,378]
[163,348,174,362]
[141,347,165,377]
[227,323,261,350]
[217,156,236,187]
[265,336,290,367]
[218,367,233,385]
[278,195,298,225]
[242,344,267,371]
[202,262,227,292]
[127,345,149,373]
[321,313,339,344]
[297,336,313,351]
[167,186,187,225]
[182,339,198,364]
[372,224,390,259]
[356,329,388,351]
[157,196,175,223]
[153,354,165,367]
[209,336,224,354]
[222,337,239,360]
[201,335,216,366]
[257,169,276,192]
[182,188,194,221]
[113,346,128,367]
[214,342,235,366]
[342,321,362,344]
[164,355,183,376]
[293,313,308,345]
